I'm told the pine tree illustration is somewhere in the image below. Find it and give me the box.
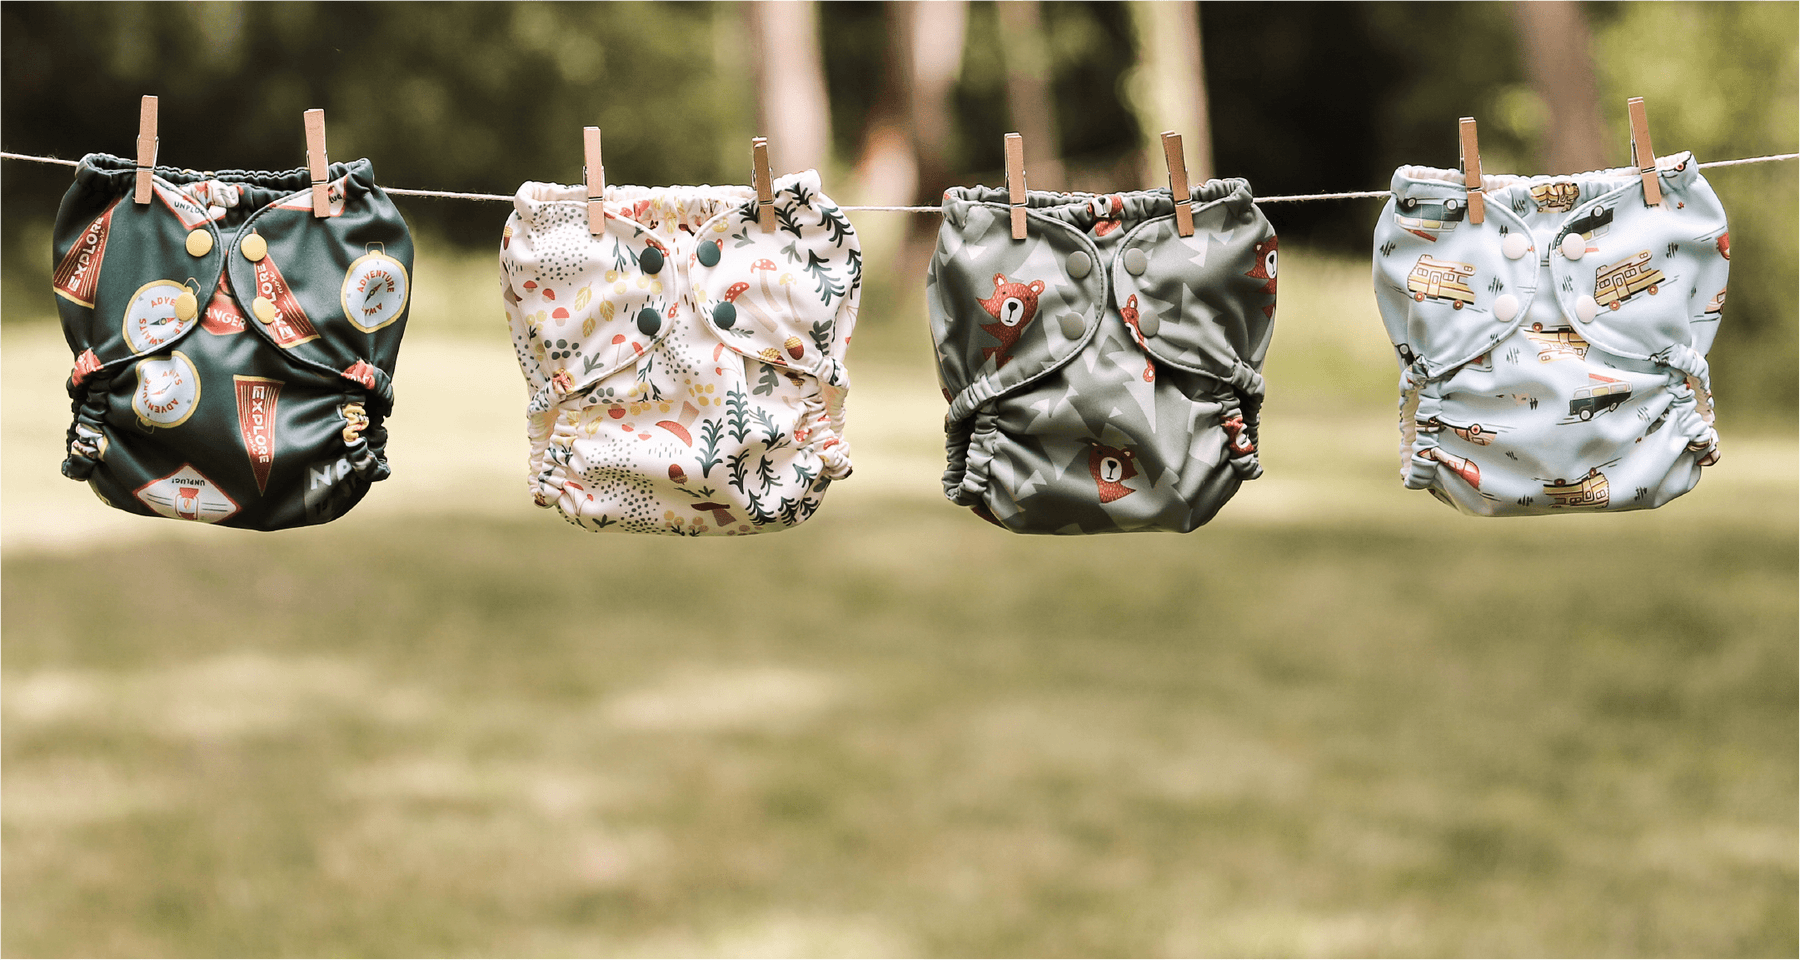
[791,183,816,208]
[727,449,752,495]
[820,205,853,247]
[697,419,725,477]
[806,249,846,305]
[775,204,804,238]
[792,463,817,487]
[810,318,833,354]
[753,363,780,396]
[726,388,752,443]
[780,240,801,264]
[750,407,783,447]
[755,454,778,492]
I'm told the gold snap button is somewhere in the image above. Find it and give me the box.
[241,233,268,262]
[253,296,278,323]
[185,230,214,257]
[174,291,198,321]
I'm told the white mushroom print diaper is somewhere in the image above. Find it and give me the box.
[500,173,860,534]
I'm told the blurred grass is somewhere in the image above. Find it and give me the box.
[4,247,1795,957]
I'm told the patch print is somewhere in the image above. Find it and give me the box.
[233,376,283,493]
[341,250,409,332]
[134,463,239,523]
[132,352,201,428]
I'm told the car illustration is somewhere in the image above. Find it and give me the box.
[1563,204,1614,243]
[1421,417,1494,445]
[1544,467,1609,508]
[1420,446,1480,489]
[1406,255,1477,309]
[1525,322,1590,361]
[1530,181,1581,212]
[1394,196,1468,234]
[1704,287,1727,318]
[1569,375,1632,420]
[1593,251,1666,310]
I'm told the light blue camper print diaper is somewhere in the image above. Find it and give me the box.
[1372,152,1728,516]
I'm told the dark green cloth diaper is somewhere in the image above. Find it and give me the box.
[52,154,413,529]
[927,181,1278,534]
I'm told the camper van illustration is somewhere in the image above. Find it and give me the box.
[1544,467,1609,508]
[1420,446,1481,489]
[1569,373,1632,420]
[1419,417,1493,445]
[1394,196,1468,238]
[1593,251,1665,310]
[1525,322,1590,362]
[1530,181,1581,212]
[1407,256,1477,309]
[1704,287,1727,318]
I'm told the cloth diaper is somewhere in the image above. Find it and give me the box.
[500,172,860,535]
[928,180,1278,534]
[1372,152,1728,516]
[52,153,412,529]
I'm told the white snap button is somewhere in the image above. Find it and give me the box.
[1059,313,1085,339]
[1492,294,1519,322]
[1066,251,1092,279]
[1136,312,1160,337]
[1123,248,1148,276]
[1559,233,1586,261]
[1502,234,1530,260]
[1575,296,1598,323]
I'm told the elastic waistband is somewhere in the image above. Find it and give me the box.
[1391,151,1702,203]
[942,178,1256,230]
[512,170,826,232]
[75,152,378,197]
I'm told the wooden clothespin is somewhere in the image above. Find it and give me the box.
[303,108,330,218]
[1161,131,1194,238]
[751,137,775,231]
[584,126,605,235]
[1458,117,1485,225]
[1005,132,1027,240]
[134,95,158,204]
[1628,97,1661,207]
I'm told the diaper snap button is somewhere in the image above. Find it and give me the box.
[696,240,721,267]
[636,307,661,336]
[713,302,737,329]
[1502,234,1530,260]
[1559,233,1585,261]
[1123,248,1148,276]
[252,296,278,323]
[1066,250,1092,279]
[640,246,665,275]
[1492,293,1519,322]
[1136,312,1161,337]
[185,230,214,258]
[1575,296,1599,323]
[241,233,267,262]
[174,290,198,321]
[1059,313,1085,339]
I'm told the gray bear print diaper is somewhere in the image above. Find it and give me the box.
[927,180,1278,534]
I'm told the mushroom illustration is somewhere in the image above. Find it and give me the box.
[654,401,702,446]
[723,282,750,303]
[693,502,737,527]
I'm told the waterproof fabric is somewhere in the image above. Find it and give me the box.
[500,172,860,535]
[928,180,1278,534]
[1372,151,1727,516]
[53,153,412,529]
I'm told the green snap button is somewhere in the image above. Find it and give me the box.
[637,307,662,336]
[713,302,737,329]
[697,240,721,267]
[640,246,665,274]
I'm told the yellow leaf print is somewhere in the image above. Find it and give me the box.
[573,286,592,312]
[582,316,596,338]
[599,301,616,321]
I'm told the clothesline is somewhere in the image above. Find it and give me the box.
[3,150,1795,209]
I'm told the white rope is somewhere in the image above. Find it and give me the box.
[4,149,1795,208]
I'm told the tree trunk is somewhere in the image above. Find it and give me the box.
[747,1,833,176]
[997,0,1063,192]
[1126,1,1212,189]
[1513,1,1608,176]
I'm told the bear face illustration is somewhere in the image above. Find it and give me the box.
[978,273,1045,368]
[1087,442,1139,503]
[1246,235,1278,319]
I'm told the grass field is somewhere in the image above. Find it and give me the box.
[4,248,1794,957]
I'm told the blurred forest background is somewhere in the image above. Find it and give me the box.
[3,3,1796,957]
